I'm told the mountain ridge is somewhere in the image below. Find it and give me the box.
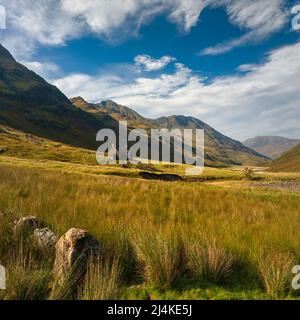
[244,136,300,159]
[71,96,269,166]
[0,44,269,167]
[0,45,119,150]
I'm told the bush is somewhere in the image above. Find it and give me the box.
[243,167,255,180]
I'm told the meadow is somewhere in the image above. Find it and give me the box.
[1,155,300,300]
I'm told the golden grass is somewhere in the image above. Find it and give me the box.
[134,229,186,290]
[188,239,235,284]
[258,250,296,298]
[78,259,122,300]
[0,158,300,299]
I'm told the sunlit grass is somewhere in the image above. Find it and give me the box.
[0,158,300,300]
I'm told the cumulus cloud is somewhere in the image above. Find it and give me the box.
[134,55,176,71]
[0,0,289,58]
[52,41,300,141]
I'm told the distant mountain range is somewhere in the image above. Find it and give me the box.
[243,136,300,159]
[71,97,269,166]
[0,44,268,167]
[269,143,300,172]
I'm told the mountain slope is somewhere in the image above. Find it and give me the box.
[152,115,269,166]
[72,97,269,167]
[0,45,117,149]
[244,136,300,159]
[0,44,269,167]
[70,97,149,128]
[268,144,300,172]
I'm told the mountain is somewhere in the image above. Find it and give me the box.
[0,45,117,149]
[0,44,269,167]
[268,143,300,172]
[70,97,148,128]
[243,136,300,159]
[71,97,269,167]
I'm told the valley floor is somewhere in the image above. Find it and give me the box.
[1,156,300,300]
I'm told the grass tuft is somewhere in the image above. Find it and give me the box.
[258,250,295,298]
[188,239,235,284]
[78,259,122,300]
[134,229,186,290]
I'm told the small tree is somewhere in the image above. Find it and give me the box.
[243,167,255,180]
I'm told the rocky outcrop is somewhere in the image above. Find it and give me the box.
[53,228,100,287]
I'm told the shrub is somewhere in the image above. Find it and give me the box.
[243,167,255,180]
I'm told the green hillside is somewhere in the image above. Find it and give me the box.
[269,144,300,172]
[0,45,118,149]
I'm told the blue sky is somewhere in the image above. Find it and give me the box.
[36,6,297,78]
[0,0,300,140]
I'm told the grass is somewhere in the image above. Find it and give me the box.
[134,229,186,290]
[78,259,122,300]
[188,239,235,284]
[258,250,296,298]
[0,125,97,165]
[0,157,300,300]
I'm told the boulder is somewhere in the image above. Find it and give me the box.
[34,228,57,249]
[53,228,100,287]
[13,216,42,235]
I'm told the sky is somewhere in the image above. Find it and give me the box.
[0,0,300,141]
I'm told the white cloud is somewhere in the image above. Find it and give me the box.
[52,41,300,141]
[21,60,61,78]
[0,0,289,58]
[1,0,84,58]
[1,0,200,57]
[200,0,288,55]
[237,64,260,73]
[168,0,209,32]
[134,55,176,71]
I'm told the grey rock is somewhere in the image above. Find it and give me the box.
[53,228,100,288]
[34,228,57,249]
[14,216,42,234]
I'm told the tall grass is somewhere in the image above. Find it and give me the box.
[0,208,54,300]
[3,245,53,300]
[188,239,235,284]
[78,259,122,300]
[134,229,186,290]
[0,163,300,299]
[258,250,295,298]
